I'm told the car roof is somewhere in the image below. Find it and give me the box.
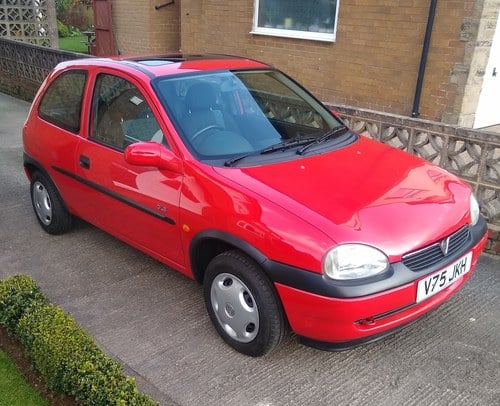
[57,54,271,78]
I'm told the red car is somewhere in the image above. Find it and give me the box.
[23,55,488,356]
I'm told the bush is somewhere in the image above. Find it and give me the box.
[0,275,46,335]
[0,275,157,406]
[57,20,71,38]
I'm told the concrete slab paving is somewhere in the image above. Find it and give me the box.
[1,92,499,405]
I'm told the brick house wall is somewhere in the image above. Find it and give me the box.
[108,0,500,127]
[177,0,488,126]
[109,1,500,127]
[112,0,180,54]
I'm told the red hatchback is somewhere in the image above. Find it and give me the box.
[23,55,488,356]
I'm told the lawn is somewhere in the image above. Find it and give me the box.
[0,348,47,406]
[58,35,89,54]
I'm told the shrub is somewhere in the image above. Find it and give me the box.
[0,275,157,406]
[0,275,46,335]
[58,20,71,38]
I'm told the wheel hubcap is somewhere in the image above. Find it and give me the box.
[210,273,259,343]
[32,181,52,225]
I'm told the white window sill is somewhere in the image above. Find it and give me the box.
[250,27,336,43]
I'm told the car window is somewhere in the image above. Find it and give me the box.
[38,70,86,133]
[154,70,341,161]
[236,71,327,129]
[90,74,165,150]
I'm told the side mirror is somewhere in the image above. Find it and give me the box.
[124,142,182,173]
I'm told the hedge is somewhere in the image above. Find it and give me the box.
[0,275,158,406]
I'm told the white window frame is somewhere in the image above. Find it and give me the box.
[251,0,340,42]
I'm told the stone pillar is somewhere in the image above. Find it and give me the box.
[457,0,500,127]
[45,0,59,48]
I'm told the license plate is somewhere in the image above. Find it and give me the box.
[416,252,473,303]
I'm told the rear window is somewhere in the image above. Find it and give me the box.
[39,70,87,133]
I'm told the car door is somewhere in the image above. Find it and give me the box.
[75,70,184,267]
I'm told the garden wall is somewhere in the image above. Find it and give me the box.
[330,104,500,255]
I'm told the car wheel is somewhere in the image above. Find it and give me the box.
[203,250,287,356]
[30,172,72,235]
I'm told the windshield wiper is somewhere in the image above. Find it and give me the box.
[224,136,317,167]
[296,125,349,155]
[260,136,317,154]
[224,151,260,167]
[224,133,333,167]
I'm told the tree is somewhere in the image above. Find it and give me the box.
[55,0,71,15]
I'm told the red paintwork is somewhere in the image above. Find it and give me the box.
[23,56,487,346]
[276,232,487,342]
[215,136,472,263]
[125,142,182,172]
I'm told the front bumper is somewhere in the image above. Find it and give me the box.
[267,219,488,348]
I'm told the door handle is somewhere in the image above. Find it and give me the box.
[79,155,90,169]
[493,67,497,77]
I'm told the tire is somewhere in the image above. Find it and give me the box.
[203,250,287,356]
[30,172,72,235]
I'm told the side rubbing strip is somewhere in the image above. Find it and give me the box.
[52,166,176,225]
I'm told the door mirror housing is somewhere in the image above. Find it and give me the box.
[125,142,182,173]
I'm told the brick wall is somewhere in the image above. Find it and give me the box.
[178,0,480,125]
[485,225,500,256]
[112,0,180,54]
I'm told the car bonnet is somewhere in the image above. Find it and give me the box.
[213,136,472,260]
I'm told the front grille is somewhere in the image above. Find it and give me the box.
[402,226,471,272]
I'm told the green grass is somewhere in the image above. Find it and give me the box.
[0,348,47,406]
[58,35,89,54]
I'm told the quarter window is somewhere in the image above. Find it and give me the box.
[91,74,164,150]
[38,70,86,133]
[252,0,339,42]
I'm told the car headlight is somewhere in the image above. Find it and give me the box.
[323,244,389,280]
[470,194,480,226]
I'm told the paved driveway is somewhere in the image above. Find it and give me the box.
[1,92,499,405]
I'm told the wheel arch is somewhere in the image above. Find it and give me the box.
[23,153,72,215]
[189,230,268,284]
[23,153,50,181]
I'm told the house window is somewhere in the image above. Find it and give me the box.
[252,0,339,42]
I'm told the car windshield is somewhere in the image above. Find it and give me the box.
[153,69,348,165]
